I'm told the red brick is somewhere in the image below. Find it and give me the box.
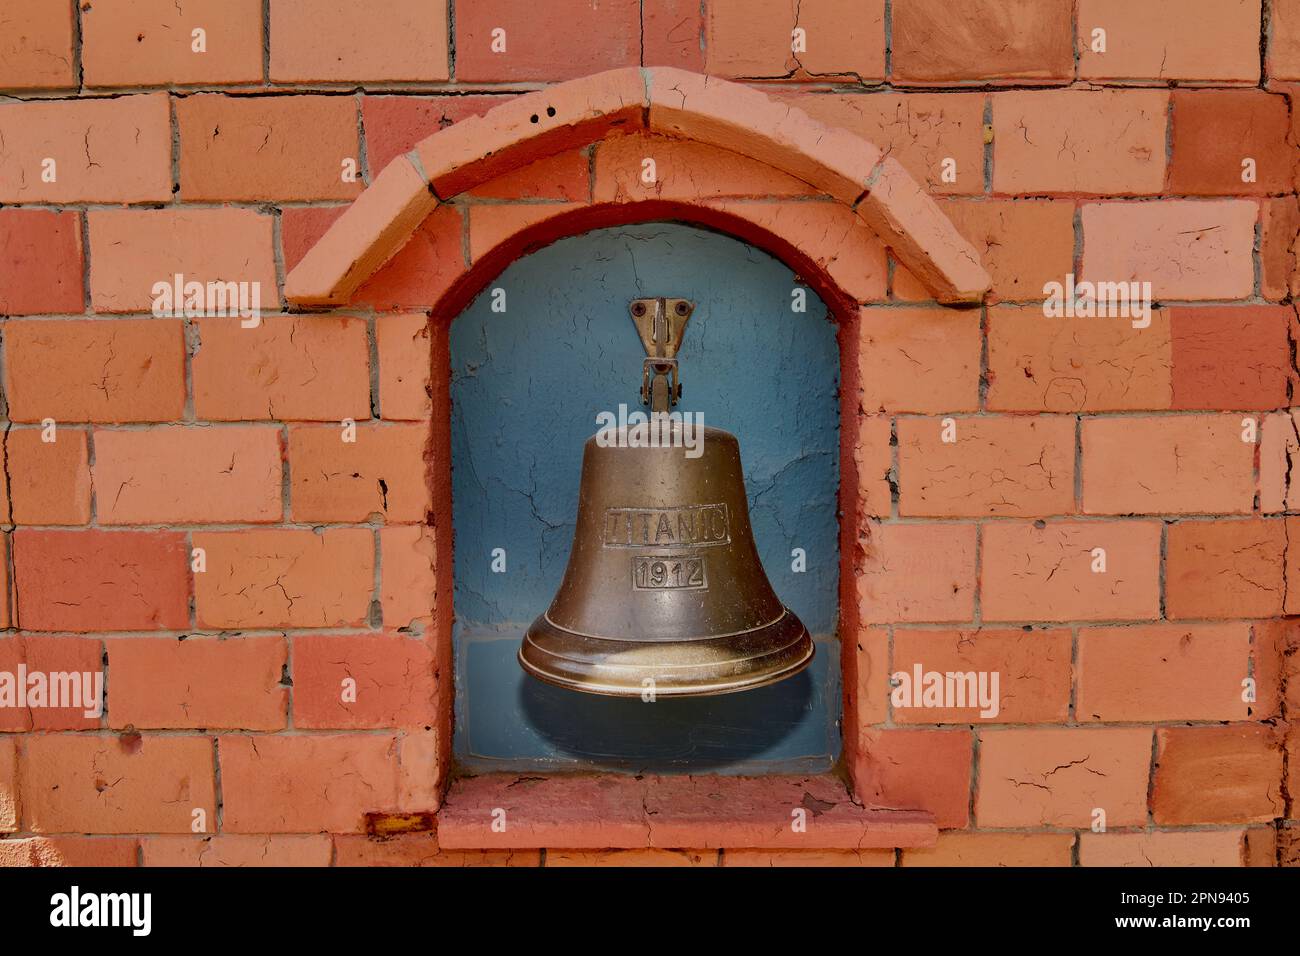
[892,0,1073,84]
[466,203,585,264]
[0,738,15,831]
[0,210,83,314]
[93,426,283,525]
[377,313,433,421]
[177,94,361,202]
[220,734,399,833]
[455,0,639,82]
[193,529,374,629]
[544,848,712,866]
[82,0,263,87]
[903,832,1074,867]
[854,415,892,519]
[280,205,347,274]
[0,837,138,867]
[293,634,436,729]
[986,305,1173,413]
[355,205,466,311]
[0,537,10,629]
[1078,0,1261,83]
[1078,623,1255,722]
[856,522,977,624]
[892,629,1072,724]
[193,314,371,422]
[1260,411,1300,512]
[2,427,91,525]
[1170,306,1294,411]
[22,735,215,834]
[855,729,972,828]
[1169,91,1294,196]
[1272,0,1300,80]
[381,525,437,632]
[3,319,186,423]
[704,0,886,80]
[993,90,1168,195]
[1080,831,1248,867]
[1081,200,1258,301]
[723,849,892,866]
[1166,520,1286,619]
[13,530,190,632]
[853,626,891,725]
[270,0,449,82]
[288,424,430,523]
[0,95,171,203]
[1153,725,1284,825]
[0,1,76,90]
[981,521,1162,623]
[897,415,1075,518]
[594,133,813,202]
[333,832,537,867]
[143,835,331,867]
[0,636,102,732]
[977,728,1152,827]
[643,0,704,70]
[857,308,980,413]
[88,207,280,313]
[398,728,440,810]
[1261,197,1300,301]
[1081,415,1255,515]
[107,636,287,731]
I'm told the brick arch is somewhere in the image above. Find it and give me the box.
[284,66,991,308]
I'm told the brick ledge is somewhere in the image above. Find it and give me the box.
[435,773,936,850]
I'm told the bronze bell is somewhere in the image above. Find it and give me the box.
[518,297,814,697]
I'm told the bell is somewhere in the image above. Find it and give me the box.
[518,297,814,697]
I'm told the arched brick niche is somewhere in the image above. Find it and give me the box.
[285,67,990,840]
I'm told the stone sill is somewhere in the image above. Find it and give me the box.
[436,773,937,850]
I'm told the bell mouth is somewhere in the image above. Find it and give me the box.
[518,609,814,698]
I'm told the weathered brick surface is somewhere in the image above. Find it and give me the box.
[1152,726,1285,825]
[0,1,76,90]
[0,210,84,314]
[892,0,1073,84]
[1078,0,1262,83]
[705,0,886,80]
[270,0,450,83]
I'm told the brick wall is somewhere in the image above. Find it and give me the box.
[0,0,1298,867]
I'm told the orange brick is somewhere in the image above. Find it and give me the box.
[82,0,263,87]
[593,133,813,202]
[220,734,398,833]
[986,305,1173,412]
[355,204,466,310]
[779,92,985,196]
[398,727,440,810]
[1081,200,1258,300]
[465,203,582,265]
[902,832,1074,867]
[722,849,892,866]
[22,735,215,834]
[0,636,102,732]
[643,0,705,70]
[1153,725,1284,825]
[288,424,429,523]
[857,307,980,413]
[0,1,76,90]
[193,528,374,629]
[280,205,347,274]
[14,530,190,632]
[0,836,138,867]
[892,629,1072,724]
[3,319,186,423]
[93,426,283,524]
[0,94,171,203]
[1170,306,1294,411]
[177,94,361,201]
[377,314,433,421]
[1272,0,1300,79]
[1288,518,1300,615]
[1080,831,1248,867]
[897,415,1075,518]
[1169,91,1293,196]
[270,0,449,82]
[381,525,436,631]
[0,537,8,629]
[143,835,332,867]
[993,90,1168,195]
[704,0,886,80]
[1260,411,1300,512]
[1081,415,1255,515]
[977,728,1152,827]
[333,832,537,866]
[1166,520,1286,619]
[854,415,892,518]
[88,208,279,313]
[2,427,91,525]
[1078,0,1261,83]
[1078,623,1254,722]
[1261,197,1300,301]
[892,0,1073,84]
[193,314,371,421]
[980,520,1161,622]
[455,0,639,82]
[292,634,436,729]
[855,729,972,828]
[107,636,287,731]
[853,626,891,725]
[856,522,977,624]
[0,737,15,830]
[0,210,84,314]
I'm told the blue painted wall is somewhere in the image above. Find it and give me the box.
[450,222,841,773]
